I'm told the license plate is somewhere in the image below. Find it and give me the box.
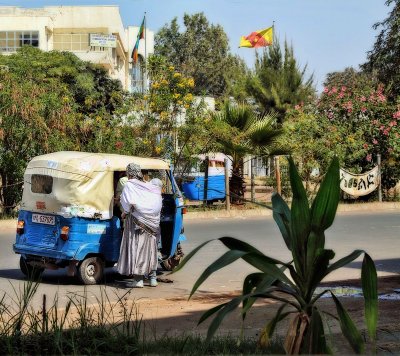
[32,213,55,226]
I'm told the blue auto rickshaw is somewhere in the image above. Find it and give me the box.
[182,153,231,202]
[14,151,186,284]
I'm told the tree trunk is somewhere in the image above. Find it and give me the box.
[0,170,22,216]
[229,158,246,204]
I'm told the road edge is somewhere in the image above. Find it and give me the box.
[184,201,400,220]
[1,202,398,227]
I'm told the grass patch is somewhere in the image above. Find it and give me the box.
[142,334,284,355]
[0,279,284,355]
[0,331,284,355]
[185,202,269,212]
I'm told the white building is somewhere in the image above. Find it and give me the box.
[0,5,153,92]
[243,156,269,177]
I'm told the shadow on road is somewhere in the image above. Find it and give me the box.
[0,268,174,290]
[345,258,400,274]
[0,267,126,287]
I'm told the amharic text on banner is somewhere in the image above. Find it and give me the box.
[339,166,379,197]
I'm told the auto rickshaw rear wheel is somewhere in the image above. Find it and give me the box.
[20,256,44,280]
[77,257,104,285]
[160,243,184,271]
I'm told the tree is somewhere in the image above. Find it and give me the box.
[131,55,197,159]
[320,69,400,194]
[362,0,400,100]
[213,103,283,203]
[280,107,366,195]
[0,47,129,150]
[155,13,241,97]
[283,68,400,198]
[0,61,74,214]
[125,54,216,174]
[0,47,130,214]
[0,47,126,116]
[325,67,373,91]
[222,54,250,102]
[246,40,315,121]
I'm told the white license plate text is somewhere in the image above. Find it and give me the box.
[32,214,55,225]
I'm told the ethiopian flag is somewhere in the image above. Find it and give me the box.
[132,17,145,63]
[239,26,273,48]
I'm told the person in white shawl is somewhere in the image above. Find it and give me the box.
[117,163,162,288]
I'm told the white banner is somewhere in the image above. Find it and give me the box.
[339,166,380,197]
[89,34,117,48]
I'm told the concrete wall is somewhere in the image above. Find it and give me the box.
[46,6,127,49]
[0,7,51,52]
[47,6,127,87]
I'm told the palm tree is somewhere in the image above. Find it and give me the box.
[213,102,283,204]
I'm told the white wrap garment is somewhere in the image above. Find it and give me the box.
[120,178,162,233]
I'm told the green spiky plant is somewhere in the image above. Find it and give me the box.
[173,156,378,354]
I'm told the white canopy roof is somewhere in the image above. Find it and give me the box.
[27,151,170,175]
[21,151,170,220]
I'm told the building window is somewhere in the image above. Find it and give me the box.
[53,33,110,52]
[53,33,90,51]
[0,31,39,53]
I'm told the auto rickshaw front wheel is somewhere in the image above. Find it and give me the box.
[20,256,44,280]
[77,257,104,285]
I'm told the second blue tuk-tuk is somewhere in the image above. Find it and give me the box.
[13,151,186,284]
[182,153,231,202]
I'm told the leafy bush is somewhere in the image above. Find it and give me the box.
[0,47,129,214]
[282,69,400,198]
[317,70,400,193]
[174,156,378,354]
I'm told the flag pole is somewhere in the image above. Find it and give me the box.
[144,12,147,93]
[272,20,275,44]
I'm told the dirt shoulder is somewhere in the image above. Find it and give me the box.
[133,275,400,353]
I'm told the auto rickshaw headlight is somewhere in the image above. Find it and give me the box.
[60,226,70,241]
[17,220,24,235]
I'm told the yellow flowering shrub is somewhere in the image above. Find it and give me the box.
[136,55,205,159]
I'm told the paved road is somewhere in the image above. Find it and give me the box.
[0,211,399,308]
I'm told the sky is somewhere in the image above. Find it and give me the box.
[0,0,392,91]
